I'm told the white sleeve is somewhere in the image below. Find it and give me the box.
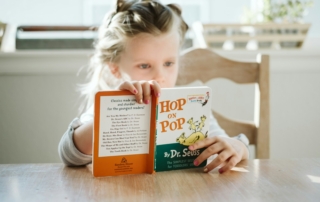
[58,118,92,166]
[208,112,249,147]
[208,113,229,138]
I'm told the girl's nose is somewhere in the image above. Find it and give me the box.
[153,67,165,85]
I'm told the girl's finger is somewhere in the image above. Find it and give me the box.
[132,81,143,104]
[189,136,221,151]
[149,80,161,97]
[118,81,137,94]
[193,141,224,167]
[141,81,151,104]
[203,150,232,173]
[218,155,240,174]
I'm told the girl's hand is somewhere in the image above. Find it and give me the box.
[189,136,249,174]
[118,80,161,104]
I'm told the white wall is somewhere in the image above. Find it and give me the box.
[304,0,320,37]
[270,71,320,158]
[0,51,88,163]
[207,0,251,23]
[0,74,84,163]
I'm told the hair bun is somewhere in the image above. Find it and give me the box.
[116,0,125,12]
[117,0,125,9]
[167,3,182,15]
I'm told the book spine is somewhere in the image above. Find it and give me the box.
[154,103,159,171]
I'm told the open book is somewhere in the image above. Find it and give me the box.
[93,86,212,177]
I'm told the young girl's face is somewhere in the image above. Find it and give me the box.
[113,31,180,88]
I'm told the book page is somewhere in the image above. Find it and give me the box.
[98,95,151,157]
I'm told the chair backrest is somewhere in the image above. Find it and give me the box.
[177,48,270,159]
[0,23,6,49]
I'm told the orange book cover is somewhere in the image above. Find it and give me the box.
[93,90,157,177]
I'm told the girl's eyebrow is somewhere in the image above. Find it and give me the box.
[133,57,177,62]
[132,58,147,62]
[166,57,177,61]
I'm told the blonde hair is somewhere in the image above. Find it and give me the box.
[79,0,188,112]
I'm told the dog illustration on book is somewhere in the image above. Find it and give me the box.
[176,115,208,146]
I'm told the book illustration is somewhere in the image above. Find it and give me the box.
[201,92,210,106]
[176,115,208,146]
[187,117,198,131]
[121,157,127,164]
[197,115,206,131]
[187,91,210,107]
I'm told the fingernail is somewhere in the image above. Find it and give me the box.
[133,89,137,94]
[204,167,208,173]
[157,93,161,97]
[145,100,149,104]
[194,160,199,166]
[219,169,224,174]
[189,145,194,150]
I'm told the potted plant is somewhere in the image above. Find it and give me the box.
[242,0,313,48]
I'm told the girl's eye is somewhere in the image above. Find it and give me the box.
[164,62,174,67]
[139,64,150,69]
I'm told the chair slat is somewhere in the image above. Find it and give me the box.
[177,48,259,85]
[257,55,270,159]
[212,110,257,145]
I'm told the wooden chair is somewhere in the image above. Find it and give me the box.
[177,48,270,159]
[0,23,6,49]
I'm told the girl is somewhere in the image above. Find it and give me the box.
[58,0,249,174]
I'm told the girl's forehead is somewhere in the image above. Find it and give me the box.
[123,32,180,60]
[129,32,180,43]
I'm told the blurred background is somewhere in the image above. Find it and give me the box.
[0,0,319,163]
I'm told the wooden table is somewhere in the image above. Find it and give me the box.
[1,159,320,201]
